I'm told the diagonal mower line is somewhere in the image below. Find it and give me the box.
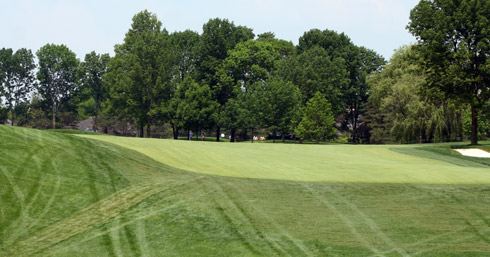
[0,166,28,244]
[409,214,490,257]
[206,178,290,256]
[41,198,187,257]
[411,233,480,257]
[372,230,459,257]
[376,187,490,256]
[22,156,62,240]
[107,216,125,257]
[0,166,26,210]
[326,187,410,257]
[2,178,200,257]
[221,179,314,257]
[301,184,384,256]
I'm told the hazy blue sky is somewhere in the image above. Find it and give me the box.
[1,0,419,61]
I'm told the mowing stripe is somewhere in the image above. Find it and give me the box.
[134,219,150,257]
[221,179,313,257]
[302,184,384,256]
[1,179,200,257]
[206,178,289,256]
[327,187,410,257]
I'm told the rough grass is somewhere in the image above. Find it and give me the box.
[2,126,490,256]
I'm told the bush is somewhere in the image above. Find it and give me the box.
[0,107,8,124]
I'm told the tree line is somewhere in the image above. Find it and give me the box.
[1,2,489,144]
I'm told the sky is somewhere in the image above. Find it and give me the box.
[0,0,420,61]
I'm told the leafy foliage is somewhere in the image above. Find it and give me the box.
[176,78,218,134]
[105,10,171,137]
[408,0,490,144]
[366,46,464,143]
[36,44,79,129]
[78,51,110,131]
[0,48,36,126]
[295,92,336,143]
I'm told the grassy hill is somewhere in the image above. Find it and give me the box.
[2,125,490,256]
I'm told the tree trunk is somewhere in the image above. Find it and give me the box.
[272,129,276,143]
[282,134,285,143]
[231,128,236,142]
[471,104,478,145]
[10,106,14,126]
[146,117,151,138]
[172,125,178,140]
[139,126,144,138]
[251,128,254,143]
[94,95,99,132]
[216,126,221,142]
[52,105,56,129]
[352,106,358,144]
[93,108,98,132]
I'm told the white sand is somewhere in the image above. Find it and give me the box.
[454,148,490,158]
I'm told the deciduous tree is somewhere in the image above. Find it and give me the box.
[0,48,35,126]
[366,46,464,143]
[36,44,79,129]
[177,78,218,137]
[408,0,490,145]
[195,18,254,141]
[260,78,301,143]
[78,51,110,131]
[106,10,171,137]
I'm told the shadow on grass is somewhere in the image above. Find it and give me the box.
[391,142,490,168]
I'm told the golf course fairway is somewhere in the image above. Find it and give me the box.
[82,134,490,184]
[2,126,490,256]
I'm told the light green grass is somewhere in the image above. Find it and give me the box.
[81,134,490,184]
[3,126,490,256]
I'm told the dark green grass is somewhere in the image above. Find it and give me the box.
[391,141,490,168]
[2,125,490,256]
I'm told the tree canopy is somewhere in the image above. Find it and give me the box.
[36,44,79,129]
[10,9,486,145]
[408,0,490,145]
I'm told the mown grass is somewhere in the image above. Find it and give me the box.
[82,134,490,184]
[2,126,490,256]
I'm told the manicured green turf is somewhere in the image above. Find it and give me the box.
[81,134,490,184]
[2,126,490,256]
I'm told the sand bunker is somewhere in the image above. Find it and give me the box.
[454,148,490,158]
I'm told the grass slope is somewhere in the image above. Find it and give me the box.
[1,126,490,256]
[82,134,490,184]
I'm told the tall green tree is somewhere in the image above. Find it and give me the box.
[295,92,336,143]
[260,78,301,143]
[408,0,490,145]
[0,48,15,123]
[296,29,385,142]
[220,97,241,142]
[278,46,348,112]
[177,78,218,137]
[195,18,254,141]
[366,46,463,143]
[219,38,295,90]
[78,51,110,131]
[344,47,385,143]
[0,48,36,126]
[151,30,200,139]
[36,44,79,129]
[169,30,200,81]
[106,10,171,137]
